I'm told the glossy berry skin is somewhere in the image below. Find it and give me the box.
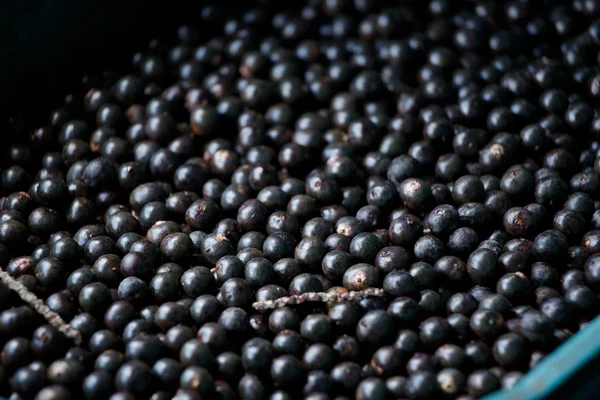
[262,232,297,262]
[83,157,118,190]
[270,354,306,388]
[493,333,529,369]
[389,214,423,246]
[375,246,410,274]
[245,257,275,287]
[179,339,214,368]
[467,369,501,398]
[201,233,234,264]
[6,4,600,400]
[470,309,505,341]
[349,232,383,262]
[435,256,468,287]
[295,237,327,268]
[79,282,112,315]
[404,371,439,399]
[330,362,363,394]
[185,199,222,231]
[414,235,446,264]
[497,272,533,304]
[181,266,215,297]
[237,199,269,231]
[426,204,460,238]
[218,278,254,308]
[300,314,332,343]
[356,310,394,348]
[383,271,417,297]
[343,263,379,291]
[533,230,569,264]
[467,248,500,285]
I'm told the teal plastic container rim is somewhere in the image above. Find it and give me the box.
[482,314,600,400]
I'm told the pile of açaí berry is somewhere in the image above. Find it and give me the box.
[2,1,600,399]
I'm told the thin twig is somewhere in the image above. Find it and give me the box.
[252,287,385,311]
[0,268,83,346]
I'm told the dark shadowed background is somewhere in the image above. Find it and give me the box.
[0,0,263,140]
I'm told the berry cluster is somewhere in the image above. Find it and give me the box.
[2,0,600,399]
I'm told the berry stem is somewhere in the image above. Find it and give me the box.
[252,287,385,311]
[0,268,83,346]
